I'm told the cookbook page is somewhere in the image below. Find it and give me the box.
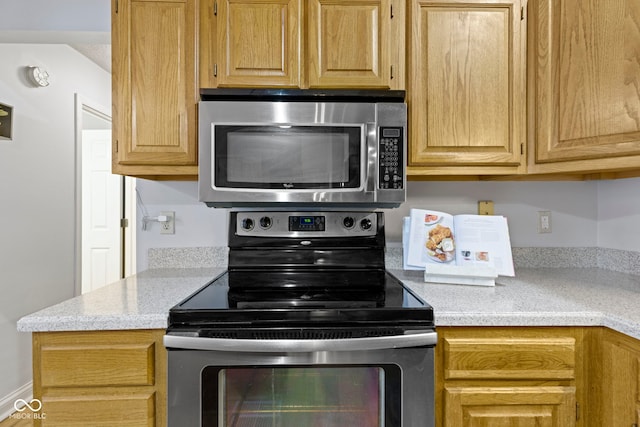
[405,209,456,268]
[452,214,515,276]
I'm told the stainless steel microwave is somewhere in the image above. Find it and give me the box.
[198,89,406,208]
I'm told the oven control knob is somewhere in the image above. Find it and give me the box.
[259,216,272,229]
[343,216,355,229]
[241,218,254,231]
[360,218,372,231]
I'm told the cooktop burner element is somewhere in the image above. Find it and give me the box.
[167,211,434,337]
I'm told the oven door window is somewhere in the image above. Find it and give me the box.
[202,365,401,427]
[213,125,362,189]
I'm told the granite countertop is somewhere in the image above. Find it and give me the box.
[17,266,640,341]
[17,268,226,332]
[392,268,640,340]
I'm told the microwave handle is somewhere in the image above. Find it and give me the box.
[366,122,377,192]
[164,331,437,353]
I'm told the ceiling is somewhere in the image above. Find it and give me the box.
[70,43,111,73]
[0,0,111,72]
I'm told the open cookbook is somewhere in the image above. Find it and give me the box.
[403,209,515,277]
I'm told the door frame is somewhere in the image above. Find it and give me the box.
[74,94,136,296]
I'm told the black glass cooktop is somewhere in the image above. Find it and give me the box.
[167,270,434,335]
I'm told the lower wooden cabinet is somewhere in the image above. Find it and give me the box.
[435,327,583,427]
[28,326,640,426]
[444,386,576,426]
[586,327,640,427]
[32,329,166,427]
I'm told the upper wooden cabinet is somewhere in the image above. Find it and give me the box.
[407,0,526,176]
[200,0,404,89]
[210,0,301,87]
[112,0,198,178]
[307,0,395,88]
[528,0,640,175]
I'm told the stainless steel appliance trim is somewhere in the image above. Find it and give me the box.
[210,121,367,193]
[235,211,378,238]
[164,331,437,353]
[198,100,406,207]
[167,343,435,427]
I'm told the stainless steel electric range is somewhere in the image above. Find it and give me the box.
[164,211,436,427]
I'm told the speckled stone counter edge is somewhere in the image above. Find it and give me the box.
[148,247,229,268]
[148,246,640,276]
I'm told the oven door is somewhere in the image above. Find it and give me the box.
[165,333,436,427]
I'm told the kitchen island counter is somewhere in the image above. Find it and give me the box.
[17,267,640,340]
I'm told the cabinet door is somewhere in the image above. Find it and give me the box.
[112,0,198,176]
[445,386,576,427]
[408,0,524,173]
[307,0,395,88]
[33,330,166,427]
[591,329,640,427]
[530,0,640,167]
[215,0,301,87]
[39,392,156,427]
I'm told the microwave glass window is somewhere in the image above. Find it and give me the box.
[214,126,362,189]
[227,133,348,183]
[217,367,384,427]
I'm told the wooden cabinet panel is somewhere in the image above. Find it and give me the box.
[40,343,154,388]
[33,330,166,427]
[112,0,198,177]
[215,0,301,87]
[41,392,155,427]
[444,386,576,427]
[201,0,403,89]
[408,0,525,174]
[587,328,640,427]
[529,0,640,172]
[307,0,391,88]
[444,337,576,380]
[436,327,583,427]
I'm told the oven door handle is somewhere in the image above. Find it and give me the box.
[163,331,437,353]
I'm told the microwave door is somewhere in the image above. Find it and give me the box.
[210,124,365,196]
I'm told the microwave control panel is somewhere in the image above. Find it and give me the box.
[379,127,404,190]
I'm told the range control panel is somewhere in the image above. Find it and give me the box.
[236,211,378,237]
[379,127,404,190]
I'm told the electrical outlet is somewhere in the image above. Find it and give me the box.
[538,211,551,233]
[160,211,175,234]
[478,201,494,215]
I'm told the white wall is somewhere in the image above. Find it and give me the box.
[384,180,598,246]
[135,179,229,270]
[135,179,603,268]
[0,44,111,413]
[597,178,640,251]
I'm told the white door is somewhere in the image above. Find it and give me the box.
[81,129,122,293]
